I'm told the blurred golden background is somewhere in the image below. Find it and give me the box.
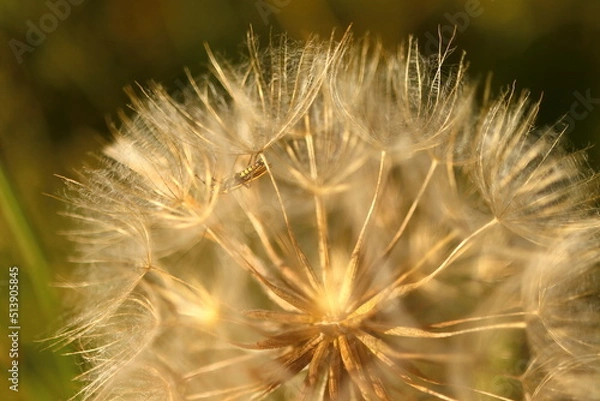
[1,1,599,399]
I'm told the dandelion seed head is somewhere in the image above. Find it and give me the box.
[58,30,600,400]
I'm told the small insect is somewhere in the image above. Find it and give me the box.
[204,157,269,194]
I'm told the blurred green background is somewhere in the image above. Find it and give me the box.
[0,1,599,399]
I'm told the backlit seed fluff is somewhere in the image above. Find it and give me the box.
[57,31,600,400]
